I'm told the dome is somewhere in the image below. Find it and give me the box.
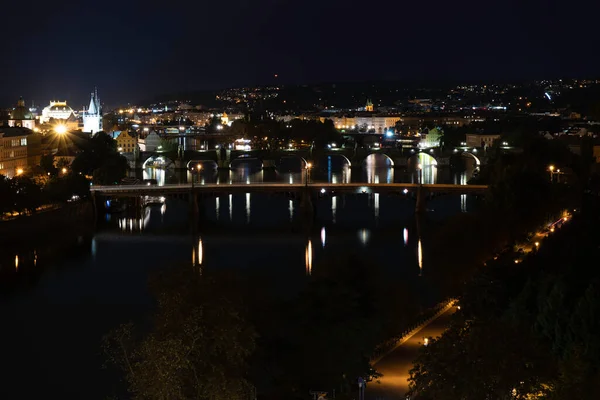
[10,97,33,120]
[40,100,74,122]
[48,104,74,113]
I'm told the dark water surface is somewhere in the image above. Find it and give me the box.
[0,164,478,399]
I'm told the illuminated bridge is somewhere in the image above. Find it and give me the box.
[90,182,488,197]
[90,182,488,214]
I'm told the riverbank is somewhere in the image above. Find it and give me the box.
[0,200,95,243]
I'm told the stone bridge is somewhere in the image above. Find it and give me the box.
[129,147,487,170]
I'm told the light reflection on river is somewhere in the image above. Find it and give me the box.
[140,153,475,187]
[0,155,482,399]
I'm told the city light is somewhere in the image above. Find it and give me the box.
[54,124,67,134]
[62,167,67,174]
[16,168,24,176]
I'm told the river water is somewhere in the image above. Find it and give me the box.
[0,157,477,399]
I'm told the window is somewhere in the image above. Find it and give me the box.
[20,138,27,146]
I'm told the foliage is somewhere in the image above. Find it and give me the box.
[71,132,128,184]
[409,203,600,399]
[40,154,58,176]
[104,266,256,400]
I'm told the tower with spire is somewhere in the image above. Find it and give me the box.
[83,88,102,134]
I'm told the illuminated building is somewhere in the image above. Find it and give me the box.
[8,97,36,130]
[112,130,138,153]
[82,89,102,134]
[40,101,74,123]
[0,127,41,177]
[365,99,374,112]
[465,133,501,148]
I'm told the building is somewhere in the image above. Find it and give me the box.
[138,130,161,152]
[466,133,501,148]
[8,97,36,129]
[113,130,138,153]
[0,127,41,177]
[82,89,102,134]
[40,101,74,123]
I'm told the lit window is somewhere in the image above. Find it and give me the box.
[20,138,27,146]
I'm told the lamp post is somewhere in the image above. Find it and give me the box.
[417,163,423,185]
[548,165,555,182]
[191,164,202,191]
[305,162,312,187]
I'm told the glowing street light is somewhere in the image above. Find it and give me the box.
[16,168,24,176]
[417,163,423,185]
[61,167,67,175]
[305,162,312,187]
[54,124,67,135]
[548,165,555,182]
[535,242,540,248]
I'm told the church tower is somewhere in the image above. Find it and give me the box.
[83,88,102,135]
[365,99,374,112]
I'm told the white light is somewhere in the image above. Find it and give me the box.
[403,188,408,194]
[321,227,326,248]
[320,188,326,194]
[403,228,408,246]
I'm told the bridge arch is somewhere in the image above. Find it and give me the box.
[143,155,175,169]
[363,153,394,167]
[407,151,439,166]
[461,151,481,166]
[187,160,218,170]
[278,155,309,170]
[229,156,264,169]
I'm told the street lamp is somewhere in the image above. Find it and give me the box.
[548,165,555,182]
[61,167,67,175]
[417,163,423,185]
[305,162,312,187]
[54,124,68,135]
[191,164,202,190]
[16,168,24,176]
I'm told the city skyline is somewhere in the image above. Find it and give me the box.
[2,0,599,107]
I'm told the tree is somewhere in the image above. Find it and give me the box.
[12,176,42,214]
[104,266,256,400]
[71,132,128,184]
[40,154,58,176]
[0,174,14,216]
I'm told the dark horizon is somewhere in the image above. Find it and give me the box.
[2,0,599,108]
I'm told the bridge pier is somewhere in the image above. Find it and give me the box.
[299,188,316,225]
[415,185,428,214]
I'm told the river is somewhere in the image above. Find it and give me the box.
[0,158,478,399]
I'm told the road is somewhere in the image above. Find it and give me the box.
[367,305,458,400]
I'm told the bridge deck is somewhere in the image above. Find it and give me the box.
[90,183,489,196]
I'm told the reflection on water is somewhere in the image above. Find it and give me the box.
[289,200,294,221]
[14,255,18,271]
[403,228,409,246]
[418,239,423,276]
[320,227,326,248]
[359,229,370,247]
[305,239,312,275]
[246,193,251,224]
[140,155,478,187]
[229,194,233,221]
[374,193,380,220]
[332,196,337,223]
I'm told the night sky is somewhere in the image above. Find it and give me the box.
[2,0,599,108]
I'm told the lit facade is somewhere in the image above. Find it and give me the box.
[82,89,102,134]
[466,133,501,148]
[0,127,40,177]
[8,97,36,130]
[40,101,74,123]
[113,130,138,153]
